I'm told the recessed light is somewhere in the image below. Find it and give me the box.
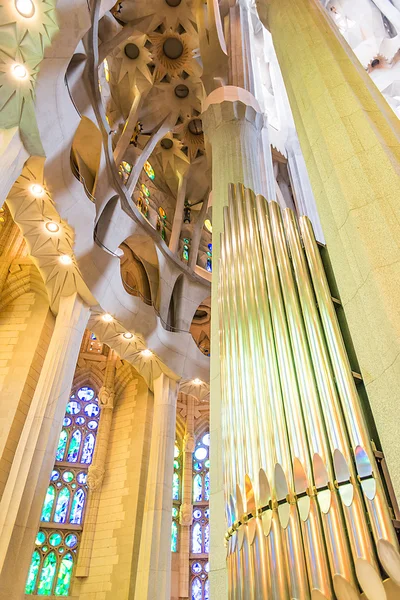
[193,378,202,385]
[15,0,35,17]
[12,63,27,79]
[102,313,113,323]
[141,349,152,358]
[123,332,134,339]
[59,254,72,265]
[45,222,59,233]
[30,183,44,196]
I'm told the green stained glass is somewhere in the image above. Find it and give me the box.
[173,459,180,469]
[62,471,74,483]
[172,507,178,517]
[49,533,62,547]
[174,445,179,458]
[36,531,46,545]
[54,553,74,596]
[172,472,180,501]
[25,550,40,594]
[143,161,155,180]
[54,487,70,523]
[171,520,178,552]
[40,486,55,522]
[67,429,81,462]
[37,551,57,595]
[56,430,68,461]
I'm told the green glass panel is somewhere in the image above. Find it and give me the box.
[172,472,180,501]
[173,459,179,470]
[174,445,179,458]
[54,553,74,596]
[40,486,55,522]
[25,550,40,594]
[54,487,70,523]
[67,429,81,462]
[56,430,67,461]
[172,507,178,517]
[171,521,178,553]
[37,551,57,595]
[62,471,74,483]
[49,533,62,547]
[36,531,46,545]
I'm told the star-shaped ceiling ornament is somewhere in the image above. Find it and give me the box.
[174,115,204,161]
[114,0,198,37]
[0,0,58,57]
[148,29,201,82]
[153,133,189,173]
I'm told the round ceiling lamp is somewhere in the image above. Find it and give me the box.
[174,84,189,98]
[45,222,60,233]
[124,43,140,60]
[188,118,203,135]
[15,0,35,17]
[102,313,113,323]
[163,38,183,60]
[30,183,44,196]
[161,138,173,150]
[123,332,134,340]
[12,63,27,79]
[59,254,72,265]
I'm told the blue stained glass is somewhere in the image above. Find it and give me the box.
[66,401,80,415]
[191,562,202,574]
[193,474,202,502]
[40,486,55,522]
[204,471,210,501]
[171,520,178,552]
[54,488,70,523]
[191,577,202,600]
[67,430,81,462]
[65,534,78,548]
[192,522,202,554]
[204,523,210,553]
[56,430,68,461]
[206,257,212,273]
[81,433,95,464]
[172,472,180,500]
[205,578,210,600]
[90,333,96,340]
[84,403,99,417]
[63,417,71,427]
[77,386,94,402]
[70,489,85,524]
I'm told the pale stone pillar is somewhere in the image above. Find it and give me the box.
[169,171,189,255]
[134,372,178,600]
[179,395,195,598]
[0,293,89,600]
[264,0,400,502]
[75,350,117,577]
[202,86,265,598]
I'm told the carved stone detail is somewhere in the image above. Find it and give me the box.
[87,465,105,491]
[98,385,115,408]
[183,432,195,453]
[179,503,193,527]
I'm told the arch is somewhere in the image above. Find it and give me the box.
[71,117,103,200]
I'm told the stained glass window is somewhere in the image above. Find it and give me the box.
[26,386,100,595]
[183,238,190,262]
[190,433,210,598]
[171,443,182,552]
[143,161,155,180]
[206,243,212,273]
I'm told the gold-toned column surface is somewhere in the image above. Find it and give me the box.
[219,184,400,600]
[259,0,400,505]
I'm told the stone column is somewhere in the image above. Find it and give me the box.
[75,349,117,577]
[202,85,265,599]
[0,293,89,600]
[179,395,195,598]
[169,170,189,255]
[134,372,178,600]
[264,0,400,502]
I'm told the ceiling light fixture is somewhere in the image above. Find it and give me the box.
[30,183,44,196]
[123,332,134,340]
[59,254,72,265]
[193,378,202,385]
[15,0,35,17]
[45,222,59,233]
[102,313,113,323]
[174,84,189,98]
[12,63,27,79]
[141,349,152,358]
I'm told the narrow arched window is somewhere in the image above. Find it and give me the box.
[25,385,100,595]
[171,442,182,552]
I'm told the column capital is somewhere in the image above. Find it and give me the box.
[183,432,195,453]
[179,503,193,527]
[202,86,264,136]
[87,465,105,491]
[98,385,115,409]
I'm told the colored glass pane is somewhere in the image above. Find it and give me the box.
[40,486,55,522]
[121,161,132,174]
[54,488,70,523]
[204,508,210,519]
[206,258,212,273]
[204,523,210,553]
[191,577,202,600]
[37,551,57,595]
[194,447,207,461]
[173,459,179,469]
[193,462,202,472]
[172,507,178,517]
[65,534,78,548]
[192,522,202,553]
[56,430,67,461]
[36,531,46,545]
[70,488,85,524]
[143,161,155,180]
[50,470,59,481]
[141,184,150,197]
[193,509,202,520]
[84,403,99,417]
[77,472,87,484]
[191,562,202,574]
[54,553,73,596]
[90,333,96,340]
[88,420,98,430]
[183,246,189,261]
[63,417,71,427]
[75,417,85,425]
[193,474,202,502]
[67,430,81,462]
[81,433,95,464]
[77,386,94,402]
[25,550,40,594]
[174,445,179,458]
[171,520,178,552]
[172,472,180,501]
[205,578,210,600]
[62,471,74,483]
[204,460,210,469]
[205,561,209,573]
[66,401,80,415]
[204,471,210,501]
[49,533,62,547]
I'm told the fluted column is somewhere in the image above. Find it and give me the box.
[75,349,117,577]
[202,86,266,598]
[0,293,89,600]
[263,0,400,501]
[134,372,178,600]
[179,395,195,598]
